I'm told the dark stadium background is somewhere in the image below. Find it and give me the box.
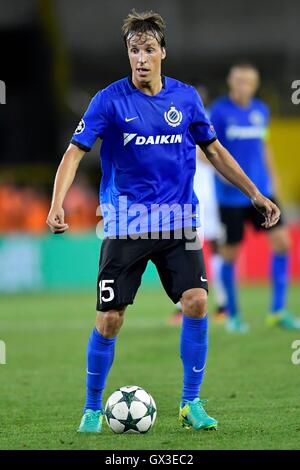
[1,0,300,452]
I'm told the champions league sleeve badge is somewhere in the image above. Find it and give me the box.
[74,119,85,135]
[164,105,183,127]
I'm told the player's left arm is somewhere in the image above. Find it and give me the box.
[197,146,213,166]
[202,139,281,228]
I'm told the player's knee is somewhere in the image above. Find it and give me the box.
[181,289,207,318]
[220,244,239,262]
[270,228,290,253]
[96,309,125,338]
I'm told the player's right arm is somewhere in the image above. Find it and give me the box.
[47,90,109,234]
[46,144,86,234]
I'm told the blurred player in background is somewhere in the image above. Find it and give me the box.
[195,151,227,317]
[169,146,227,325]
[170,85,227,326]
[47,12,280,434]
[210,63,300,333]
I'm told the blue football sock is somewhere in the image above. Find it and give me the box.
[84,328,116,412]
[271,252,289,314]
[221,261,238,318]
[180,314,208,403]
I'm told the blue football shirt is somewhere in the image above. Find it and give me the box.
[71,76,217,236]
[210,96,272,207]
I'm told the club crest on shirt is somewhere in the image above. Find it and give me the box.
[249,110,264,126]
[75,119,85,134]
[164,105,183,127]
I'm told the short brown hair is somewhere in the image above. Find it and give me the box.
[122,9,166,48]
[229,62,259,75]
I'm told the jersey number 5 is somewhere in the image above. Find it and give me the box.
[99,280,115,302]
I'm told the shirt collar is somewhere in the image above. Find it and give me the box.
[128,75,166,90]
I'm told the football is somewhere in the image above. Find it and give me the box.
[104,385,157,434]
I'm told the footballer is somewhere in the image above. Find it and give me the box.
[47,11,280,432]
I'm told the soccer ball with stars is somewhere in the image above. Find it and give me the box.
[104,386,157,434]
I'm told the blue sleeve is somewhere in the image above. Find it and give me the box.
[261,103,271,141]
[209,102,225,138]
[71,91,109,152]
[189,88,217,147]
[263,103,270,126]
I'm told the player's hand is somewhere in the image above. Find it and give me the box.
[251,194,281,229]
[46,205,69,234]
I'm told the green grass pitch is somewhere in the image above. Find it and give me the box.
[1,285,300,450]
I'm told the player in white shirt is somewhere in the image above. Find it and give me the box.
[169,147,227,325]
